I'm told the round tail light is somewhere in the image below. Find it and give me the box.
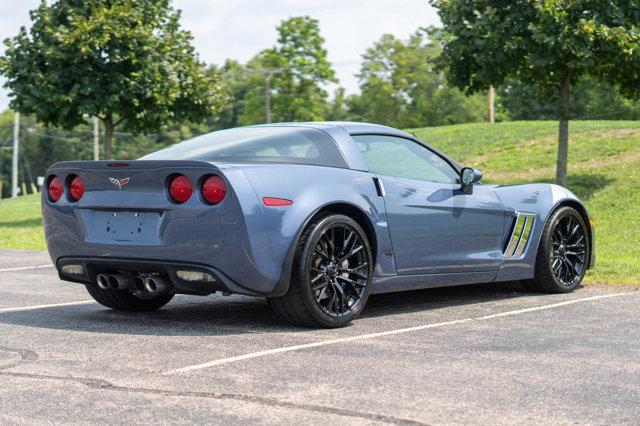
[68,174,85,202]
[201,175,227,205]
[48,175,63,202]
[168,174,193,203]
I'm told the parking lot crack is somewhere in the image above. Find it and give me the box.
[0,371,427,425]
[0,346,39,371]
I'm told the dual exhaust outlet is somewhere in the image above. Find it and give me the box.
[96,273,170,294]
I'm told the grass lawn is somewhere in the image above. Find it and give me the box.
[0,193,45,250]
[0,120,638,285]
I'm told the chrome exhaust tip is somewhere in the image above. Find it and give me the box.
[144,276,170,294]
[107,274,131,290]
[132,275,145,291]
[96,274,110,290]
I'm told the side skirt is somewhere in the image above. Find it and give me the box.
[371,271,498,295]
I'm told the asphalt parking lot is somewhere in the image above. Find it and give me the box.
[0,249,639,424]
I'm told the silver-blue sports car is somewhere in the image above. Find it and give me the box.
[42,122,595,327]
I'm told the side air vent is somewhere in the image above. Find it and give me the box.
[504,212,537,258]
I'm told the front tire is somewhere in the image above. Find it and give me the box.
[524,206,590,293]
[85,284,174,311]
[268,214,373,328]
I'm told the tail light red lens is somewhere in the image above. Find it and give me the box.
[263,197,293,206]
[168,174,193,203]
[48,175,63,202]
[201,175,227,205]
[68,174,85,202]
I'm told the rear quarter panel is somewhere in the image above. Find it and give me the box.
[228,163,396,293]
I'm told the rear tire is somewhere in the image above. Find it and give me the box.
[85,284,174,311]
[523,206,590,293]
[268,214,373,328]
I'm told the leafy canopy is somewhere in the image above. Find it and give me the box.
[0,0,222,136]
[349,28,485,128]
[432,0,640,96]
[240,16,336,124]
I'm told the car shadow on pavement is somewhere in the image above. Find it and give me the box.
[0,280,558,337]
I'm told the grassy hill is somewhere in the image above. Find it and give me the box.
[1,120,639,285]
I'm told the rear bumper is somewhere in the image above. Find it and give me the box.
[57,256,264,296]
[42,161,292,296]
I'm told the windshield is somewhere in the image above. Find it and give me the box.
[141,126,347,168]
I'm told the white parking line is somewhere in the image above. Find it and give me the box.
[0,300,95,313]
[0,264,54,273]
[164,292,637,375]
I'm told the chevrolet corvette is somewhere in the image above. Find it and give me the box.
[42,122,594,327]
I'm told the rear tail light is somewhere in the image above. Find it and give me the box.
[68,174,85,202]
[47,175,63,202]
[201,175,227,205]
[168,174,193,203]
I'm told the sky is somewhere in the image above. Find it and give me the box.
[0,0,441,110]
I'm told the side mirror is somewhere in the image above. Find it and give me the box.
[460,167,483,194]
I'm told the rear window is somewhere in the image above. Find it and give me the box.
[141,126,347,168]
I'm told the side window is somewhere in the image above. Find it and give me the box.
[353,135,460,183]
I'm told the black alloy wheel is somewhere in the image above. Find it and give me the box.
[268,214,373,328]
[550,214,588,287]
[310,222,370,318]
[524,206,590,293]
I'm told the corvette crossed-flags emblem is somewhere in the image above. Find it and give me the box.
[109,177,130,189]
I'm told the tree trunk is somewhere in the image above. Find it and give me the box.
[103,114,114,160]
[556,72,573,187]
[488,85,495,123]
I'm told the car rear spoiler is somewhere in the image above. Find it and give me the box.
[47,160,220,172]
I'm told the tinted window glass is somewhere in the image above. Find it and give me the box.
[353,135,459,183]
[142,126,347,168]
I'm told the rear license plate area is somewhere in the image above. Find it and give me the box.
[83,210,161,244]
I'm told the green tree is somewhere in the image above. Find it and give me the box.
[209,60,252,130]
[349,28,485,128]
[0,0,223,159]
[239,49,288,125]
[431,0,640,186]
[240,16,336,124]
[325,88,351,121]
[349,34,409,126]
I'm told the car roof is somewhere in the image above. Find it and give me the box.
[251,121,416,139]
[243,121,461,172]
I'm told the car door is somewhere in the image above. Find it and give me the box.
[353,134,507,275]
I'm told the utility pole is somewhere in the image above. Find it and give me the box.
[93,116,100,160]
[488,85,496,124]
[11,112,19,198]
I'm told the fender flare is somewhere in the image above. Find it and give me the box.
[266,201,376,297]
